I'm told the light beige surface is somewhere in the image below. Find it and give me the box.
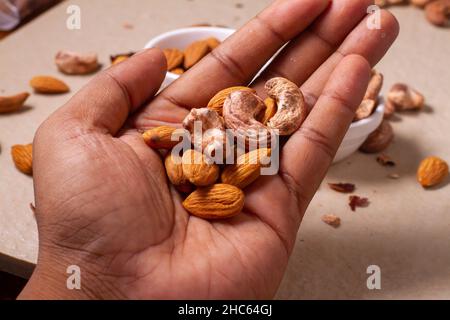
[0,0,449,299]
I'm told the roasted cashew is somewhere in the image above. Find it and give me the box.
[182,108,227,159]
[55,50,100,75]
[223,90,271,147]
[264,77,306,136]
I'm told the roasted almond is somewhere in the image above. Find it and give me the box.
[417,156,449,188]
[164,154,192,193]
[11,144,33,175]
[221,148,271,189]
[182,184,245,219]
[0,92,29,114]
[110,52,135,65]
[30,76,70,94]
[207,86,255,115]
[143,126,180,149]
[261,97,277,125]
[170,68,185,75]
[182,149,219,187]
[163,48,184,70]
[184,40,210,69]
[204,37,221,50]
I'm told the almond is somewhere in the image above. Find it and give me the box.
[207,86,255,115]
[11,144,33,175]
[0,92,29,114]
[261,97,277,125]
[163,48,184,70]
[30,76,70,94]
[221,148,271,189]
[143,126,180,150]
[110,52,135,65]
[184,40,210,69]
[204,37,221,50]
[417,156,449,188]
[182,184,245,219]
[164,154,192,193]
[182,150,219,186]
[170,68,185,75]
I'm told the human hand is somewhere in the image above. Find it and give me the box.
[19,0,399,299]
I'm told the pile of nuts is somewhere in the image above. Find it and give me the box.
[376,0,450,27]
[142,77,307,219]
[163,37,221,75]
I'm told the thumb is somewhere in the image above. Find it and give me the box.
[58,48,167,135]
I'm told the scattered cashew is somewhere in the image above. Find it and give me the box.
[425,0,450,27]
[183,108,227,158]
[387,83,425,111]
[0,92,29,114]
[264,77,306,136]
[55,50,100,75]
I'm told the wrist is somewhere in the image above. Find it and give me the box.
[18,246,123,300]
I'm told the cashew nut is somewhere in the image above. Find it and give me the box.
[182,108,227,159]
[264,77,306,136]
[223,90,271,147]
[364,70,383,101]
[55,50,100,75]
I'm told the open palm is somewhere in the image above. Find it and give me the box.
[20,0,398,299]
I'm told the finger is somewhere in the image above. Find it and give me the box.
[133,0,331,129]
[280,55,371,212]
[300,9,399,108]
[251,0,373,92]
[60,48,167,135]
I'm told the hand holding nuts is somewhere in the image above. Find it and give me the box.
[143,77,306,220]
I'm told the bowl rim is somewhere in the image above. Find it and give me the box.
[145,27,236,80]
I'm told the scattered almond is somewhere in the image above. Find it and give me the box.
[30,76,70,94]
[11,144,33,175]
[0,92,29,114]
[182,184,245,219]
[417,156,449,188]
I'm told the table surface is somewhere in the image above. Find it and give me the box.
[0,0,449,299]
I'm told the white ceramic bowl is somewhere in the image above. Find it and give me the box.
[144,28,384,163]
[145,27,235,89]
